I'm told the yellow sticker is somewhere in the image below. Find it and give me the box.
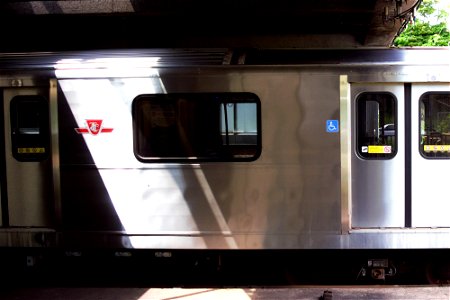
[423,145,450,152]
[368,145,392,154]
[17,148,46,154]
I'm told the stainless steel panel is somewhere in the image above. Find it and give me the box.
[3,88,53,227]
[58,69,342,249]
[49,79,61,228]
[350,83,405,228]
[340,75,351,233]
[4,48,450,249]
[411,83,450,227]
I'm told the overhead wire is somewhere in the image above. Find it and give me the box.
[391,0,424,46]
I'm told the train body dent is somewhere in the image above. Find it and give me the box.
[1,48,450,284]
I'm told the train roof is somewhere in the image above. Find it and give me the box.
[0,48,449,70]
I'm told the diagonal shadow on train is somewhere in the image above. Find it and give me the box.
[57,86,126,240]
[57,82,235,249]
[179,164,234,248]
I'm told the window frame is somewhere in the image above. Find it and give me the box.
[10,95,50,162]
[419,91,450,159]
[132,92,262,163]
[355,91,398,160]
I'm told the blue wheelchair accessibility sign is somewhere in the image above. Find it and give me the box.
[326,120,339,133]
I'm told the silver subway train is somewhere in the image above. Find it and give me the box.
[0,48,450,285]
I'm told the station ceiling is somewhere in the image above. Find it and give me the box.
[0,0,421,51]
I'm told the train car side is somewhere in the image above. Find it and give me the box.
[0,48,449,285]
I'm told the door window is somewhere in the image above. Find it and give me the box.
[419,92,450,158]
[356,92,397,159]
[10,95,49,161]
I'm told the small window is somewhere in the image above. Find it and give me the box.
[419,92,450,158]
[132,93,261,162]
[356,92,397,159]
[10,95,49,162]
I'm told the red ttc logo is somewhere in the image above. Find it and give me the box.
[75,119,113,135]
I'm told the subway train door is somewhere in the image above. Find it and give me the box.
[2,87,54,227]
[350,83,405,228]
[411,83,450,227]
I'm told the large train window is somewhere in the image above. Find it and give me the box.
[356,92,397,159]
[132,92,261,162]
[419,92,450,158]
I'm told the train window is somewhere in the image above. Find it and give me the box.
[356,92,397,159]
[10,95,49,162]
[419,92,450,158]
[132,93,261,162]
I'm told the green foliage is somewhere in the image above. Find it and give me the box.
[394,21,450,46]
[393,0,450,46]
[418,0,437,17]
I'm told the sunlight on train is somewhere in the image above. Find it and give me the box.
[138,288,254,300]
[55,57,160,78]
[55,57,237,248]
